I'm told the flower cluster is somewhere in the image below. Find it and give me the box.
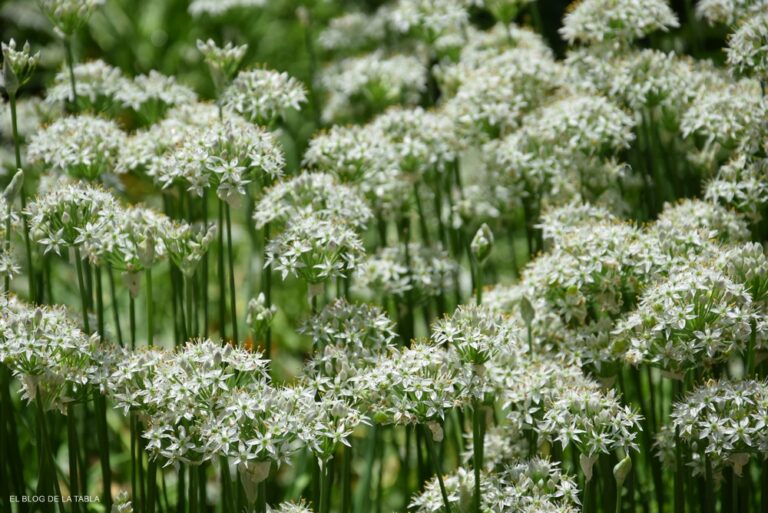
[726,10,768,79]
[302,299,397,388]
[223,69,307,125]
[148,117,285,201]
[411,460,579,513]
[560,0,679,46]
[0,296,98,412]
[613,264,755,373]
[188,0,266,17]
[661,379,768,476]
[318,52,427,123]
[266,213,365,283]
[253,172,371,229]
[355,243,457,303]
[27,115,126,180]
[39,0,104,36]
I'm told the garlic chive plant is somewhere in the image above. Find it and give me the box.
[6,0,768,513]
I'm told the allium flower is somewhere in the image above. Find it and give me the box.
[302,125,409,215]
[650,198,750,253]
[108,339,269,466]
[369,107,459,175]
[435,23,552,97]
[267,501,314,513]
[537,384,641,470]
[45,60,125,110]
[297,393,368,464]
[188,0,266,16]
[253,172,372,230]
[443,49,562,142]
[318,51,427,123]
[538,201,617,246]
[205,384,306,498]
[246,293,276,340]
[727,10,768,79]
[266,213,365,283]
[39,0,105,36]
[0,296,98,412]
[680,81,764,152]
[490,356,589,430]
[388,0,472,42]
[116,117,199,175]
[223,69,307,125]
[26,182,119,256]
[1,39,39,94]
[613,264,755,373]
[27,115,126,180]
[696,0,768,25]
[318,12,387,55]
[716,242,768,306]
[606,49,708,115]
[521,94,635,158]
[662,379,768,476]
[463,423,529,471]
[706,155,768,222]
[197,39,248,88]
[112,491,133,513]
[149,117,285,201]
[303,124,389,183]
[358,342,469,427]
[163,221,217,277]
[433,305,515,367]
[302,299,396,387]
[519,220,664,363]
[560,0,679,46]
[355,243,457,302]
[114,71,197,123]
[411,461,580,513]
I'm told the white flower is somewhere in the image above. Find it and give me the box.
[27,115,126,180]
[223,69,307,125]
[560,0,679,46]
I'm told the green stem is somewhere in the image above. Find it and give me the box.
[341,443,352,513]
[472,401,483,513]
[146,268,154,346]
[422,424,452,513]
[202,190,210,337]
[217,199,227,341]
[95,267,112,510]
[74,250,90,333]
[107,266,123,346]
[262,223,272,359]
[8,94,34,301]
[225,202,239,344]
[147,458,158,513]
[66,402,81,513]
[256,478,267,513]
[63,38,79,109]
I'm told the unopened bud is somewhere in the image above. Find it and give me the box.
[470,223,494,264]
[520,296,535,325]
[613,455,632,486]
[2,170,24,202]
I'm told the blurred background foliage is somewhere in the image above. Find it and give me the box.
[0,0,731,102]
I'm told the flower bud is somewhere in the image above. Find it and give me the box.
[580,453,597,482]
[470,223,493,264]
[2,170,24,203]
[1,39,39,94]
[519,295,535,326]
[613,455,632,486]
[427,421,444,442]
